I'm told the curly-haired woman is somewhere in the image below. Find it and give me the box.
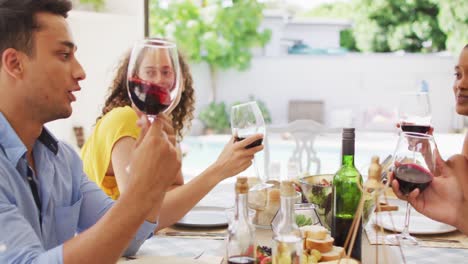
[81,49,263,230]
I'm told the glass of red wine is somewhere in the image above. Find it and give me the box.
[127,38,182,122]
[398,92,431,134]
[386,132,436,245]
[230,101,271,191]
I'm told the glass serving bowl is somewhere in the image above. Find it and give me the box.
[299,174,333,229]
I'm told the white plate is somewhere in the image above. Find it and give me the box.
[175,206,228,228]
[374,212,457,235]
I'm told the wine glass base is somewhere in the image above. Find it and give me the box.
[249,182,273,191]
[386,234,418,246]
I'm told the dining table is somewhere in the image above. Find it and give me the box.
[118,181,468,264]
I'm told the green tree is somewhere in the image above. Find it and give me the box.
[301,2,353,19]
[352,0,446,52]
[437,0,468,54]
[78,0,105,11]
[150,0,271,102]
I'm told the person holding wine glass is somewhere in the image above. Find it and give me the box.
[0,1,182,263]
[391,44,468,236]
[231,101,271,191]
[81,42,263,230]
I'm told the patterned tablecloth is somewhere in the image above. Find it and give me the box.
[131,182,468,264]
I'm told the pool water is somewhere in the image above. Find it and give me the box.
[180,132,410,182]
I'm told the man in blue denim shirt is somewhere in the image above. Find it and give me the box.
[0,0,181,263]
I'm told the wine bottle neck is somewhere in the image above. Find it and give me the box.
[342,138,355,166]
[342,155,355,167]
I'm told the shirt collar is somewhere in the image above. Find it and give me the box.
[0,112,58,166]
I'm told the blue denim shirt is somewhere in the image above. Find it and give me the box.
[0,113,157,263]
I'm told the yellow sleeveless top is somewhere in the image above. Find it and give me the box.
[80,106,141,200]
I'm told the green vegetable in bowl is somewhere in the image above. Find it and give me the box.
[295,214,313,227]
[307,187,331,211]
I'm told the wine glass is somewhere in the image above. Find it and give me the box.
[127,38,182,122]
[386,132,436,245]
[398,92,432,134]
[230,101,271,191]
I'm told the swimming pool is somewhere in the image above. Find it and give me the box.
[181,131,465,183]
[180,132,430,182]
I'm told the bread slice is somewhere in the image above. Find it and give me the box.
[320,246,345,261]
[304,236,334,253]
[300,225,328,240]
[320,257,359,264]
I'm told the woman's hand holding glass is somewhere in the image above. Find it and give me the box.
[230,101,271,190]
[391,153,468,232]
[387,132,437,245]
[213,134,264,180]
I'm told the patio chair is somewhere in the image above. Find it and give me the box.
[288,100,324,123]
[264,119,325,178]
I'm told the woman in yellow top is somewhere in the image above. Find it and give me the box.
[81,50,263,230]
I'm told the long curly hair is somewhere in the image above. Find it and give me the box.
[97,49,195,141]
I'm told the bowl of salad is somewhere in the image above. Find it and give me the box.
[299,174,333,228]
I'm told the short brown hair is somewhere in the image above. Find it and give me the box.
[0,0,72,66]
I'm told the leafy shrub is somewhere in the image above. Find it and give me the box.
[352,0,446,53]
[198,101,230,134]
[198,96,272,134]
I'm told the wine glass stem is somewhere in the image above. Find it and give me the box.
[402,201,412,238]
[148,115,156,123]
[253,155,263,183]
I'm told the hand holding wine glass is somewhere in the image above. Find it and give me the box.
[398,91,432,134]
[230,101,271,191]
[391,153,467,230]
[127,38,182,122]
[387,132,436,245]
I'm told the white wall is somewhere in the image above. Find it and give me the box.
[284,19,350,49]
[261,13,351,55]
[194,53,457,133]
[103,0,144,16]
[45,10,143,144]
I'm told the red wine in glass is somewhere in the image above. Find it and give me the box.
[400,124,431,134]
[234,136,263,149]
[128,77,171,116]
[227,256,255,264]
[394,163,433,195]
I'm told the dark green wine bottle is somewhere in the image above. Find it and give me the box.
[331,128,363,261]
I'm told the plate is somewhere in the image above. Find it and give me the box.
[374,212,457,235]
[175,206,228,228]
